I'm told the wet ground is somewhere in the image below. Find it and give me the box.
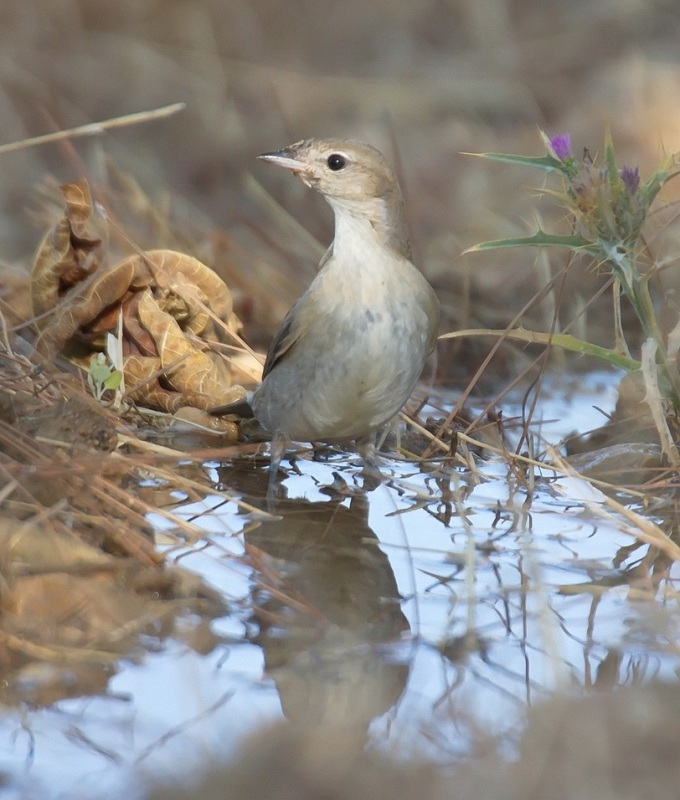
[2,370,679,799]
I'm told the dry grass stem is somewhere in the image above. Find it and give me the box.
[0,103,186,155]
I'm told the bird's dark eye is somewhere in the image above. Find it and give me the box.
[327,153,346,171]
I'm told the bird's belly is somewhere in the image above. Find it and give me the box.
[253,311,428,442]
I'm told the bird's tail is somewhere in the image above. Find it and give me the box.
[209,391,255,418]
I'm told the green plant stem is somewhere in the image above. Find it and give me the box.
[611,279,632,359]
[604,245,680,411]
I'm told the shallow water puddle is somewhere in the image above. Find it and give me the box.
[2,371,679,798]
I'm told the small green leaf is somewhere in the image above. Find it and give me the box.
[103,370,122,391]
[89,355,112,385]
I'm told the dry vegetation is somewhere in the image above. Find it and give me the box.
[1,0,680,728]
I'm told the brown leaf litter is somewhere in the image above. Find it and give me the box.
[32,179,247,421]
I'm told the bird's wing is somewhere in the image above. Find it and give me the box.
[261,247,331,379]
[423,283,441,355]
[426,303,441,354]
[261,298,305,379]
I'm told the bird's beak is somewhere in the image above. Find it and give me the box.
[257,149,309,174]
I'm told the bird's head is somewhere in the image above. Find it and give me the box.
[258,138,401,209]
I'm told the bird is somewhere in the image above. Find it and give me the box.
[212,138,440,483]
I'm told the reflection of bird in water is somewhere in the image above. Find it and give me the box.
[240,481,410,728]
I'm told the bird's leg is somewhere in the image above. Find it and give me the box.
[266,433,287,505]
[356,432,385,489]
[311,442,336,462]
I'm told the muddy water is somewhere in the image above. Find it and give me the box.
[2,371,679,798]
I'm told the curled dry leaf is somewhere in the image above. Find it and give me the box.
[32,178,107,320]
[32,180,246,417]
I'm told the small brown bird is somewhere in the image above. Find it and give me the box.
[213,138,440,475]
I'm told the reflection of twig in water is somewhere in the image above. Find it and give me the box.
[548,446,680,562]
[134,689,235,764]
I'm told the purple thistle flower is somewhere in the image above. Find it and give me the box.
[549,133,573,162]
[621,165,640,195]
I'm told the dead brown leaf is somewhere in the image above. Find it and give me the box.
[32,179,246,414]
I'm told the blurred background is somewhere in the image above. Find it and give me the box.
[2,0,680,386]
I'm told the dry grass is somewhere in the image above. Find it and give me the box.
[2,0,680,704]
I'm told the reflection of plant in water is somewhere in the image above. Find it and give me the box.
[459,131,680,463]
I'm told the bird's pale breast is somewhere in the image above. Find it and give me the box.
[252,242,434,442]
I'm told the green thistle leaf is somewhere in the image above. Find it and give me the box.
[469,151,569,175]
[465,230,595,254]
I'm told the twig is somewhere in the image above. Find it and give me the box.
[0,103,186,155]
